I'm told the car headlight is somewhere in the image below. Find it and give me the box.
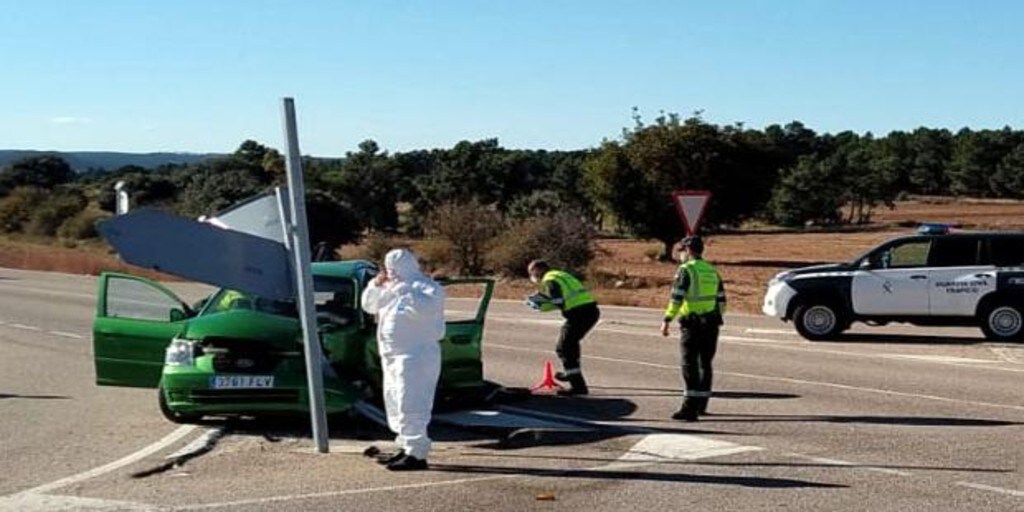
[769,272,794,287]
[165,338,197,367]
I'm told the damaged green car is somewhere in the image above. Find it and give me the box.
[92,260,494,423]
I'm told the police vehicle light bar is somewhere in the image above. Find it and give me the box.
[917,223,956,235]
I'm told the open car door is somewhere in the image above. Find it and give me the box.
[93,272,192,388]
[439,279,495,391]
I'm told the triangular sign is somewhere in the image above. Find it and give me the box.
[671,190,712,236]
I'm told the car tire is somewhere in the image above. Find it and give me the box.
[978,301,1024,342]
[793,302,847,341]
[159,386,202,424]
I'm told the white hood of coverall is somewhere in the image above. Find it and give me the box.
[360,249,445,460]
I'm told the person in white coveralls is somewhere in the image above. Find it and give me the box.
[361,248,445,471]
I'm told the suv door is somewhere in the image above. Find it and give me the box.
[93,273,191,388]
[852,239,932,315]
[927,237,995,316]
[438,279,495,390]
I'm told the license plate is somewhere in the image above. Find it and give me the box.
[209,375,274,389]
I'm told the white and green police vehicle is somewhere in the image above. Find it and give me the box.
[763,225,1024,342]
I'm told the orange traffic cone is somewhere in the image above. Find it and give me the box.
[530,360,564,393]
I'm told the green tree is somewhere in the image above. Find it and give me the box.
[320,140,400,232]
[0,156,76,195]
[990,143,1024,198]
[584,112,775,258]
[768,155,845,226]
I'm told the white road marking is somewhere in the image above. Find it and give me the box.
[0,493,156,511]
[9,323,42,331]
[616,434,761,464]
[990,346,1024,364]
[487,343,1024,413]
[170,474,521,511]
[165,427,226,460]
[786,453,912,477]
[13,425,197,496]
[48,331,84,339]
[744,328,798,336]
[955,481,1024,498]
[883,354,998,364]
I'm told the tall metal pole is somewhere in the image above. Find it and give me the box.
[281,98,330,453]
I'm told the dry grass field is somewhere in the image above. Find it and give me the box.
[3,197,1024,313]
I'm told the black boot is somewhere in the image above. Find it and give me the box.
[671,405,699,422]
[557,374,589,396]
[375,449,406,465]
[386,454,428,471]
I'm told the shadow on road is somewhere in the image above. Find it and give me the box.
[0,393,69,400]
[430,463,847,489]
[827,333,986,345]
[465,452,1012,474]
[705,414,1019,427]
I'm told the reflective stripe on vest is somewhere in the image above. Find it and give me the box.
[542,270,596,311]
[679,259,720,317]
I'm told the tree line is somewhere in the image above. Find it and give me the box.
[2,112,1023,266]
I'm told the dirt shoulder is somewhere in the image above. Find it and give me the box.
[3,198,1023,314]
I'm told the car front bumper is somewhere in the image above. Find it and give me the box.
[763,281,797,319]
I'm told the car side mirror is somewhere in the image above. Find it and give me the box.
[169,308,187,322]
[859,259,873,270]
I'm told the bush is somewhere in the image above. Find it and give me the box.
[57,209,108,240]
[25,190,88,237]
[424,201,503,275]
[356,231,398,263]
[0,187,46,233]
[488,212,595,277]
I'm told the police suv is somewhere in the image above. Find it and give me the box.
[762,225,1024,342]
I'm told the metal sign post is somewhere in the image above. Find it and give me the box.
[281,98,330,453]
[671,190,712,236]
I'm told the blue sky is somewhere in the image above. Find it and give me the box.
[1,1,1022,155]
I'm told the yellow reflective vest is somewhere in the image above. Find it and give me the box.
[664,259,724,320]
[538,270,596,312]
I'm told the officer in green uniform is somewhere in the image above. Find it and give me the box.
[526,260,601,395]
[660,236,727,421]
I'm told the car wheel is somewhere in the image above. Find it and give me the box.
[793,303,846,341]
[159,386,202,424]
[979,302,1024,342]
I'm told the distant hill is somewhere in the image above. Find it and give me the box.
[0,150,224,172]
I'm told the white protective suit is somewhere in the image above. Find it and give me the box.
[361,249,446,460]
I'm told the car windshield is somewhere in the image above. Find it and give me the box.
[202,276,357,318]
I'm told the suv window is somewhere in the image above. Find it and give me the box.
[874,240,931,269]
[928,237,981,267]
[988,237,1024,267]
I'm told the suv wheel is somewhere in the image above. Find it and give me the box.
[793,303,846,341]
[159,386,202,424]
[979,302,1024,342]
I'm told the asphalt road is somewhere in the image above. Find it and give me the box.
[0,268,1021,511]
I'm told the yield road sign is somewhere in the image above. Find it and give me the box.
[671,190,712,236]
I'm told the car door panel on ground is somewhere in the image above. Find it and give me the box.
[852,239,932,316]
[93,273,188,388]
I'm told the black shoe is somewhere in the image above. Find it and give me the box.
[554,371,571,382]
[386,454,428,471]
[671,408,699,422]
[375,449,405,465]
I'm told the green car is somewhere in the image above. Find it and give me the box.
[92,260,494,423]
